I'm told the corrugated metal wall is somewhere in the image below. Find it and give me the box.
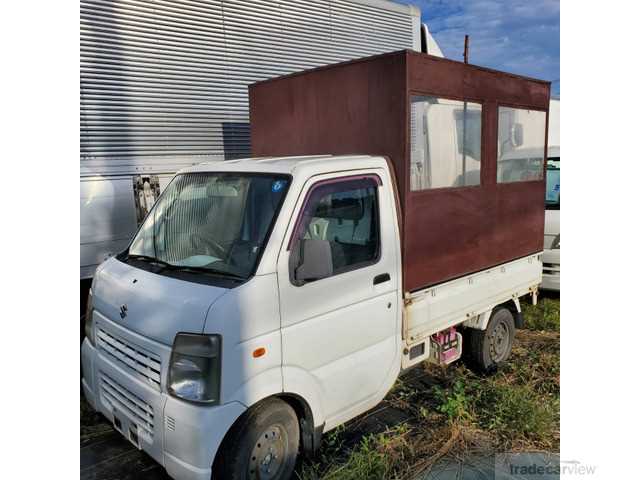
[80,0,419,169]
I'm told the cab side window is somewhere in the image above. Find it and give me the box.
[290,177,380,284]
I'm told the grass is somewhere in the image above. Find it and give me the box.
[521,296,560,332]
[473,381,557,444]
[299,425,412,480]
[296,294,560,479]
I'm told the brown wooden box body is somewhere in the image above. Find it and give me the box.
[249,50,551,292]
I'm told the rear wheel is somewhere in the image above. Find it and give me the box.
[465,307,515,373]
[213,398,300,480]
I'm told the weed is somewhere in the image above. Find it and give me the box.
[389,378,420,410]
[506,347,560,397]
[319,424,347,463]
[522,298,560,332]
[433,379,472,423]
[472,381,557,445]
[299,425,411,480]
[418,406,430,420]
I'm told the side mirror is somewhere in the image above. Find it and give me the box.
[511,123,524,147]
[294,239,333,283]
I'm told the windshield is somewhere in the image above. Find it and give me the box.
[545,157,560,209]
[127,172,290,279]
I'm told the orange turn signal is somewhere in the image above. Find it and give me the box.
[253,347,266,358]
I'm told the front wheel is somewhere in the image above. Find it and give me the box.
[213,398,300,480]
[465,307,515,373]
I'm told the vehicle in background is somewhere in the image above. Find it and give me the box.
[81,51,549,480]
[542,152,560,290]
[494,100,560,292]
[542,98,560,291]
[80,0,437,301]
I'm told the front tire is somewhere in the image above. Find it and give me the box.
[465,307,515,373]
[213,398,300,480]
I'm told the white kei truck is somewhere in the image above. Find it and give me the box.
[81,51,550,480]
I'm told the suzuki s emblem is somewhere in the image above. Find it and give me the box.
[119,304,128,319]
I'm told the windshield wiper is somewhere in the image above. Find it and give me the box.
[164,264,246,281]
[126,254,175,269]
[126,254,245,281]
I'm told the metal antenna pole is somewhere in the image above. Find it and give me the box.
[464,35,469,64]
[462,35,469,185]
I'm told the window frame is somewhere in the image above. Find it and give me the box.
[287,174,383,287]
[495,102,549,185]
[407,91,486,194]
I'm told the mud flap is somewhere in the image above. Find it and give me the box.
[514,311,525,329]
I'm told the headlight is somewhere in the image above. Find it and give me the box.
[551,234,560,250]
[84,286,95,345]
[168,333,221,404]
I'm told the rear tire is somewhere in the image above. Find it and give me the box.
[465,307,515,373]
[213,398,300,480]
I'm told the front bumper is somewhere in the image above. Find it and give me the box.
[81,322,246,480]
[541,248,560,291]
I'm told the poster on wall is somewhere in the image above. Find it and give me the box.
[133,175,161,225]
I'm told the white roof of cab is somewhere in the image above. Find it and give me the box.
[179,154,389,177]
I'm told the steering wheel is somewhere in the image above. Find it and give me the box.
[190,232,227,259]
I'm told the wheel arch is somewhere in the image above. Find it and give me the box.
[277,393,324,457]
[219,364,326,466]
[498,298,524,329]
[212,392,323,473]
[463,298,523,332]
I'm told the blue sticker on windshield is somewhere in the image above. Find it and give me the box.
[272,180,286,192]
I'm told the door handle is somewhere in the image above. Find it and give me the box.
[373,273,391,285]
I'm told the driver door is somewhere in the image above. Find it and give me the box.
[277,171,400,424]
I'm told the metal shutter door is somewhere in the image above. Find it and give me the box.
[80,0,418,168]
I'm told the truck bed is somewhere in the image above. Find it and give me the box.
[401,253,542,368]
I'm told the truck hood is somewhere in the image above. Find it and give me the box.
[92,257,229,346]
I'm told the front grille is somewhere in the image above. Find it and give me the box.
[100,373,154,438]
[97,327,162,390]
[543,263,560,275]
